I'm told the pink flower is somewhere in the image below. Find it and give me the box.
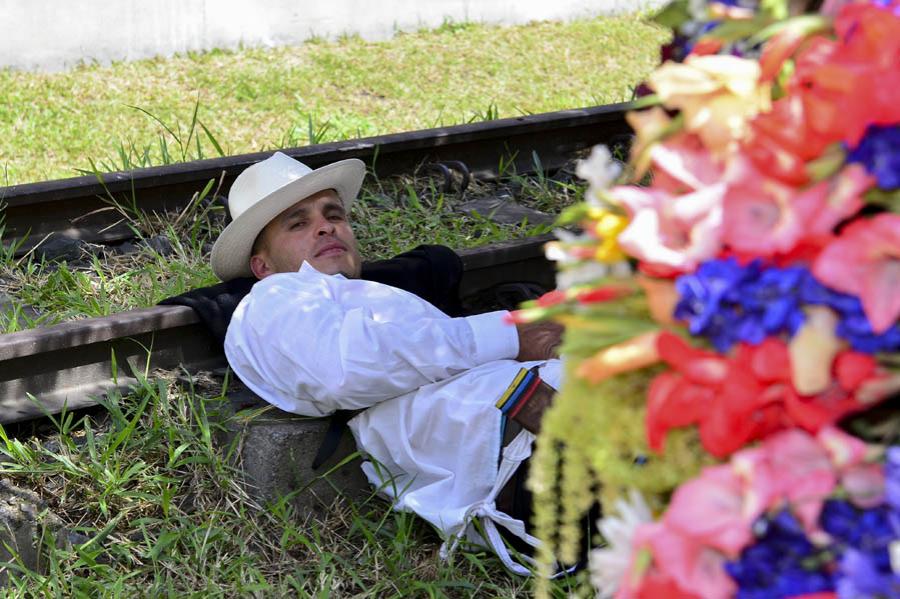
[613,183,725,273]
[648,133,724,194]
[722,161,873,258]
[663,465,760,557]
[763,429,837,531]
[816,426,868,469]
[841,463,885,509]
[618,522,735,599]
[813,213,900,334]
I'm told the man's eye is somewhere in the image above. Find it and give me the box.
[290,221,307,229]
[328,214,345,222]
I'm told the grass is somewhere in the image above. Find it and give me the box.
[0,15,666,185]
[0,367,590,596]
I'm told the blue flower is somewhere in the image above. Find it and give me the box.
[674,260,900,353]
[674,257,756,351]
[726,510,834,598]
[846,124,900,190]
[741,265,807,336]
[801,274,900,353]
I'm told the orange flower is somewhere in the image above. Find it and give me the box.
[637,276,679,326]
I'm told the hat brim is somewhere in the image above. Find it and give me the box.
[211,158,366,281]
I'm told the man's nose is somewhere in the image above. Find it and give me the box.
[315,216,336,236]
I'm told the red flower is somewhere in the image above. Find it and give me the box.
[791,3,900,146]
[576,285,633,304]
[536,289,566,307]
[688,37,724,57]
[743,95,831,187]
[833,351,878,391]
[646,334,879,458]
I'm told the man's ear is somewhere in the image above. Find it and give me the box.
[250,253,273,280]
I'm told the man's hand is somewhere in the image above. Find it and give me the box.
[515,321,564,362]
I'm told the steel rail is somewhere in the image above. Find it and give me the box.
[0,235,555,424]
[0,103,631,253]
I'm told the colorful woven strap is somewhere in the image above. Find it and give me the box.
[495,366,542,415]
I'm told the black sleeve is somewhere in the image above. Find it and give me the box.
[158,276,256,346]
[361,244,464,317]
[159,244,464,347]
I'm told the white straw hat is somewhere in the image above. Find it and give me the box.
[211,152,365,281]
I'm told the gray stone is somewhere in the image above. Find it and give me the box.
[459,196,555,226]
[32,235,86,263]
[210,383,371,518]
[145,235,174,257]
[0,479,65,584]
[109,241,138,256]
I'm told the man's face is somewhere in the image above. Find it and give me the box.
[249,189,362,280]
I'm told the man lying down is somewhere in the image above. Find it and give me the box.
[212,152,567,574]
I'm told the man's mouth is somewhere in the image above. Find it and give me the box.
[314,241,347,258]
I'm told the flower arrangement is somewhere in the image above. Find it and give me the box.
[519,1,900,597]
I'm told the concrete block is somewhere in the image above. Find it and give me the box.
[0,479,64,584]
[212,383,372,518]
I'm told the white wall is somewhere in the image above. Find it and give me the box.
[0,0,663,72]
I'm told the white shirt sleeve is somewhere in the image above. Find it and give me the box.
[224,264,520,417]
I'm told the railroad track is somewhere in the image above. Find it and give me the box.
[0,103,633,423]
[0,102,631,253]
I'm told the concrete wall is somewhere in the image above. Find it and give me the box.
[0,0,663,72]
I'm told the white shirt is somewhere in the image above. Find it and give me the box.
[224,262,562,573]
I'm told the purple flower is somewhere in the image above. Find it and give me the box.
[836,548,900,599]
[886,446,900,513]
[846,124,900,190]
[820,499,900,599]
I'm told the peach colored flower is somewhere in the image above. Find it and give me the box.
[788,306,842,396]
[577,331,661,385]
[648,55,772,157]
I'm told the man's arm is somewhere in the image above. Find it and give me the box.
[515,321,564,362]
[226,271,525,416]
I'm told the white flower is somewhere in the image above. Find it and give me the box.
[556,262,612,290]
[891,539,900,575]
[589,489,653,599]
[576,145,622,205]
[555,260,631,290]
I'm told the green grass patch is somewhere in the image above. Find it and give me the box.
[0,15,666,185]
[0,370,589,596]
